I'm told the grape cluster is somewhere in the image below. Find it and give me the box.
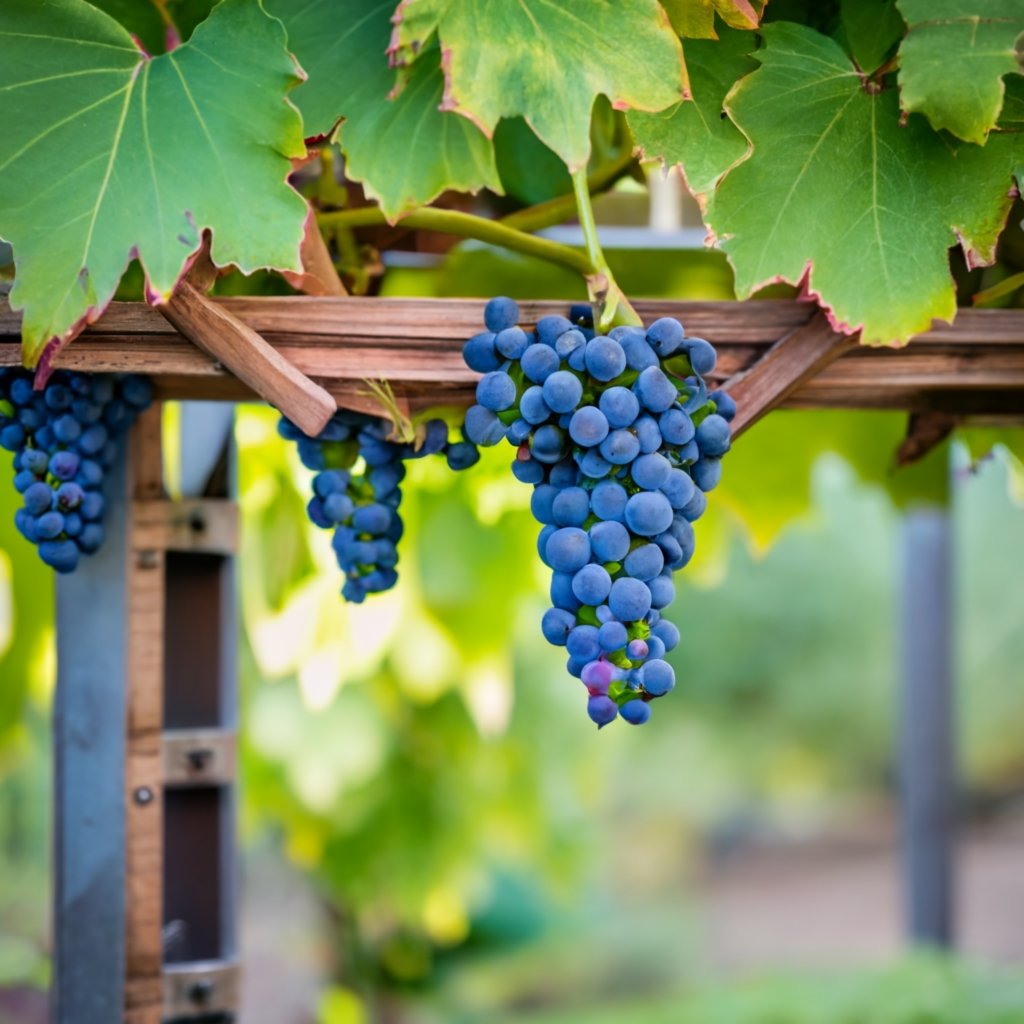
[0,368,153,573]
[280,409,479,603]
[462,297,734,728]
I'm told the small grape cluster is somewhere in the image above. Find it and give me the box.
[280,409,479,603]
[0,368,153,573]
[462,297,734,728]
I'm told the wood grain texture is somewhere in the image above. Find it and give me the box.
[163,729,237,787]
[2,299,1022,419]
[124,415,166,1024]
[159,284,337,435]
[133,499,238,556]
[726,312,857,438]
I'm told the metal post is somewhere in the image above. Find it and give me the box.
[899,492,956,946]
[53,447,129,1023]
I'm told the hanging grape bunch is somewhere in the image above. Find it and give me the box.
[0,368,153,573]
[463,297,734,728]
[280,408,479,602]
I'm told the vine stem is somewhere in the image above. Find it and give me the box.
[315,206,596,278]
[499,149,637,234]
[570,168,642,331]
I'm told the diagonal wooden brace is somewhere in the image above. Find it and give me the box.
[157,256,336,437]
[724,310,856,439]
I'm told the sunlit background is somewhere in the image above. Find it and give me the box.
[2,215,1024,1023]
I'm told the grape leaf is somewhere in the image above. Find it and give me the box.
[705,22,1023,345]
[897,1,1024,145]
[661,0,766,38]
[0,0,307,366]
[628,26,757,198]
[393,0,687,171]
[266,0,499,221]
[840,0,905,73]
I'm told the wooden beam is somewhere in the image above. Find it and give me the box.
[2,299,1023,419]
[724,312,856,438]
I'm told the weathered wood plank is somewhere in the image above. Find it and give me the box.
[2,299,1022,418]
[725,312,856,438]
[133,499,238,556]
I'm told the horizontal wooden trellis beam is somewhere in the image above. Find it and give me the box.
[2,298,1023,420]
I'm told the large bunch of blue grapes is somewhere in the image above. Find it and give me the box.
[0,367,153,572]
[280,409,479,603]
[463,297,734,728]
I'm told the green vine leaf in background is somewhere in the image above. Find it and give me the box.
[390,0,688,170]
[0,0,307,367]
[267,0,500,221]
[661,0,766,39]
[897,0,1024,145]
[703,23,1024,345]
[839,0,905,73]
[628,26,758,199]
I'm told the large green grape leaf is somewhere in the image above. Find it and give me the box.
[266,0,499,221]
[706,23,1023,345]
[897,1,1024,145]
[0,0,307,367]
[628,26,757,198]
[661,0,765,39]
[392,0,687,171]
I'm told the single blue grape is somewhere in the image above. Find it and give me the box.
[590,480,627,522]
[632,452,671,490]
[476,371,517,412]
[598,620,628,652]
[709,389,736,422]
[530,424,565,464]
[447,442,480,471]
[646,317,684,356]
[633,415,662,454]
[578,448,612,478]
[71,400,103,424]
[567,344,588,372]
[661,469,696,510]
[624,491,673,537]
[655,531,684,568]
[307,496,332,529]
[77,522,105,554]
[567,624,601,662]
[463,331,502,373]
[680,486,706,522]
[63,512,83,538]
[506,419,532,445]
[79,491,104,522]
[39,539,80,573]
[691,457,722,491]
[530,484,559,525]
[464,404,506,446]
[0,423,25,451]
[35,510,66,540]
[521,343,560,383]
[550,488,588,529]
[14,470,36,493]
[549,459,579,490]
[495,326,529,360]
[353,503,392,534]
[545,527,591,572]
[584,337,627,382]
[634,366,678,413]
[44,385,73,411]
[695,414,731,457]
[642,659,675,696]
[598,386,639,429]
[620,699,651,725]
[511,457,544,484]
[75,459,103,488]
[324,492,355,523]
[120,376,153,409]
[551,571,581,612]
[9,378,35,406]
[624,543,664,582]
[652,619,680,652]
[659,407,694,446]
[599,429,640,466]
[55,482,84,511]
[23,481,54,515]
[542,371,583,414]
[572,563,612,606]
[587,694,618,728]
[684,337,717,375]
[313,470,349,498]
[520,385,551,425]
[648,574,676,609]
[484,296,519,333]
[22,449,48,475]
[52,415,82,444]
[537,523,557,566]
[608,577,653,622]
[555,329,586,360]
[589,519,630,563]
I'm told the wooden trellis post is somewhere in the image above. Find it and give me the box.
[54,402,240,1024]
